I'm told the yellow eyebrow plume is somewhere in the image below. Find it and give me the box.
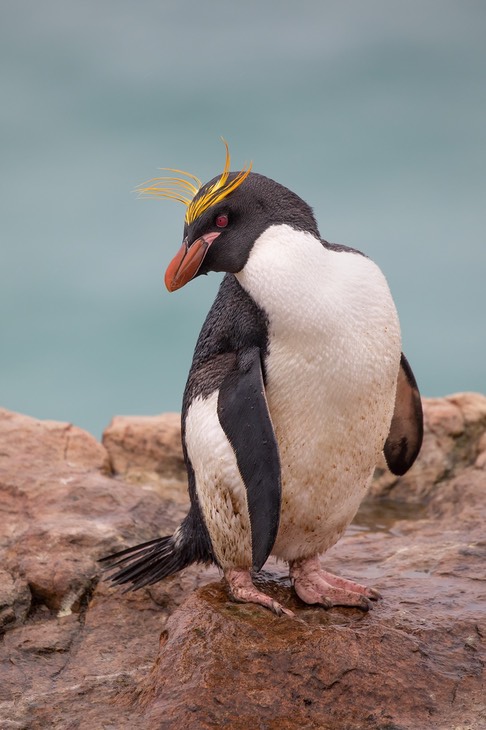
[136,139,252,224]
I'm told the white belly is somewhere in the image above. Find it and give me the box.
[237,225,402,561]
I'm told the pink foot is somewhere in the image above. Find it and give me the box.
[290,556,381,611]
[225,568,294,617]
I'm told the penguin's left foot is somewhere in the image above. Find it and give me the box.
[290,556,381,611]
[225,568,294,617]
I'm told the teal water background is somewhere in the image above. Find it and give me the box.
[1,1,485,437]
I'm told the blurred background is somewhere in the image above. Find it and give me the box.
[1,1,485,437]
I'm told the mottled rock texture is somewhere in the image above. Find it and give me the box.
[0,395,485,729]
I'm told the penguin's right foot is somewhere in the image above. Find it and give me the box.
[225,568,294,617]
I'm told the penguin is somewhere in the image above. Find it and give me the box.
[102,143,423,616]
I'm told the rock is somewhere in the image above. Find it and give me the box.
[0,407,110,475]
[0,397,485,729]
[103,412,186,486]
[137,567,486,730]
[371,392,486,505]
[0,408,212,728]
[0,571,31,633]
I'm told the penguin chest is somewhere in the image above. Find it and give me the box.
[237,225,402,561]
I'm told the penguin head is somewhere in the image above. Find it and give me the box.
[149,145,319,291]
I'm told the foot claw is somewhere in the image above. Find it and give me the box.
[366,587,382,601]
[357,596,372,612]
[271,601,295,618]
[316,597,333,610]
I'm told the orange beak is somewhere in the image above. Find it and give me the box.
[164,232,221,292]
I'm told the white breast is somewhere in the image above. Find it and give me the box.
[236,225,402,561]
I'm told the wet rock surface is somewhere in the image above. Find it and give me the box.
[0,396,485,729]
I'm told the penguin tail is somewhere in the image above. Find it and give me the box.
[100,527,198,591]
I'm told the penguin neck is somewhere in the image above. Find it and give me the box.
[235,224,342,333]
[235,223,398,339]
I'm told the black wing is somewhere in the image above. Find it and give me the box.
[384,353,424,476]
[217,346,281,571]
[181,274,279,570]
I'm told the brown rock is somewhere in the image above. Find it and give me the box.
[0,408,208,728]
[0,397,485,729]
[371,392,486,505]
[138,560,486,730]
[103,412,185,482]
[0,570,31,633]
[0,407,110,475]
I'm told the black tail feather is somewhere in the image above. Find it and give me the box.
[99,536,164,565]
[101,506,217,591]
[101,533,195,591]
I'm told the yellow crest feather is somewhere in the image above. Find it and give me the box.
[136,139,252,225]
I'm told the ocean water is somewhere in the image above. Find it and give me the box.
[1,1,485,437]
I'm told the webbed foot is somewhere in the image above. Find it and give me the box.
[225,567,294,617]
[290,556,381,611]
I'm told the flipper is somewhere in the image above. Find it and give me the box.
[217,346,281,571]
[384,353,424,476]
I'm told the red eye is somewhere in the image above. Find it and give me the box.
[215,214,228,228]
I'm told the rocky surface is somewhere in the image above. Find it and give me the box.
[103,412,186,485]
[0,395,485,729]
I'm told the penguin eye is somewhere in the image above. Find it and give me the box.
[215,214,229,228]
